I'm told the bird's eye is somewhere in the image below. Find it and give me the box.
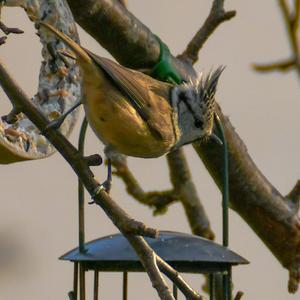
[194,119,203,128]
[178,92,186,101]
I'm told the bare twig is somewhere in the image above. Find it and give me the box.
[234,291,244,300]
[0,21,23,35]
[156,256,205,300]
[167,149,215,239]
[278,0,300,73]
[0,18,23,45]
[0,60,203,300]
[110,154,178,214]
[254,0,300,76]
[178,0,236,64]
[252,58,295,72]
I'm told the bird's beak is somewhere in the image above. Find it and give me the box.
[210,133,223,145]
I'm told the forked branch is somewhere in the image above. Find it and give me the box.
[178,0,236,64]
[253,0,300,76]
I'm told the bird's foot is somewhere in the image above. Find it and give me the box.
[89,158,112,204]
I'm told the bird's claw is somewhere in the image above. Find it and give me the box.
[101,179,112,193]
[89,181,111,204]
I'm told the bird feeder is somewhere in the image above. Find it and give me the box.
[61,231,248,300]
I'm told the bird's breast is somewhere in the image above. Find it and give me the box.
[82,74,176,158]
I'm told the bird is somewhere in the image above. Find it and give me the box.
[39,22,223,159]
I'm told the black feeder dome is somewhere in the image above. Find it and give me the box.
[61,231,248,300]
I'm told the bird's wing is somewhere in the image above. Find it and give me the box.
[85,49,172,140]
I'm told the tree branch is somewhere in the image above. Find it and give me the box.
[252,58,295,73]
[167,149,215,239]
[66,0,196,81]
[110,153,178,215]
[193,107,300,293]
[254,0,300,77]
[178,0,236,64]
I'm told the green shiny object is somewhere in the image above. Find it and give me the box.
[149,36,182,85]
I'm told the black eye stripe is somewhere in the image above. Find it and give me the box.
[194,119,203,128]
[178,92,186,101]
[178,91,204,129]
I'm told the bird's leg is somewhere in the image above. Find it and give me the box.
[101,158,112,193]
[44,100,82,131]
[89,159,112,203]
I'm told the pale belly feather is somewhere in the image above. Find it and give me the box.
[83,81,172,158]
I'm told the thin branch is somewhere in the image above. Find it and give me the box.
[0,60,203,300]
[167,149,215,240]
[156,256,205,300]
[255,0,300,76]
[0,21,23,35]
[252,58,295,72]
[178,0,236,64]
[278,0,300,70]
[110,154,178,214]
[234,291,244,300]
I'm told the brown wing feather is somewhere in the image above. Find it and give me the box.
[84,48,173,140]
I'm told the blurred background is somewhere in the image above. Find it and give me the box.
[0,0,299,299]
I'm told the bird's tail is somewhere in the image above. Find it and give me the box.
[38,21,91,63]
